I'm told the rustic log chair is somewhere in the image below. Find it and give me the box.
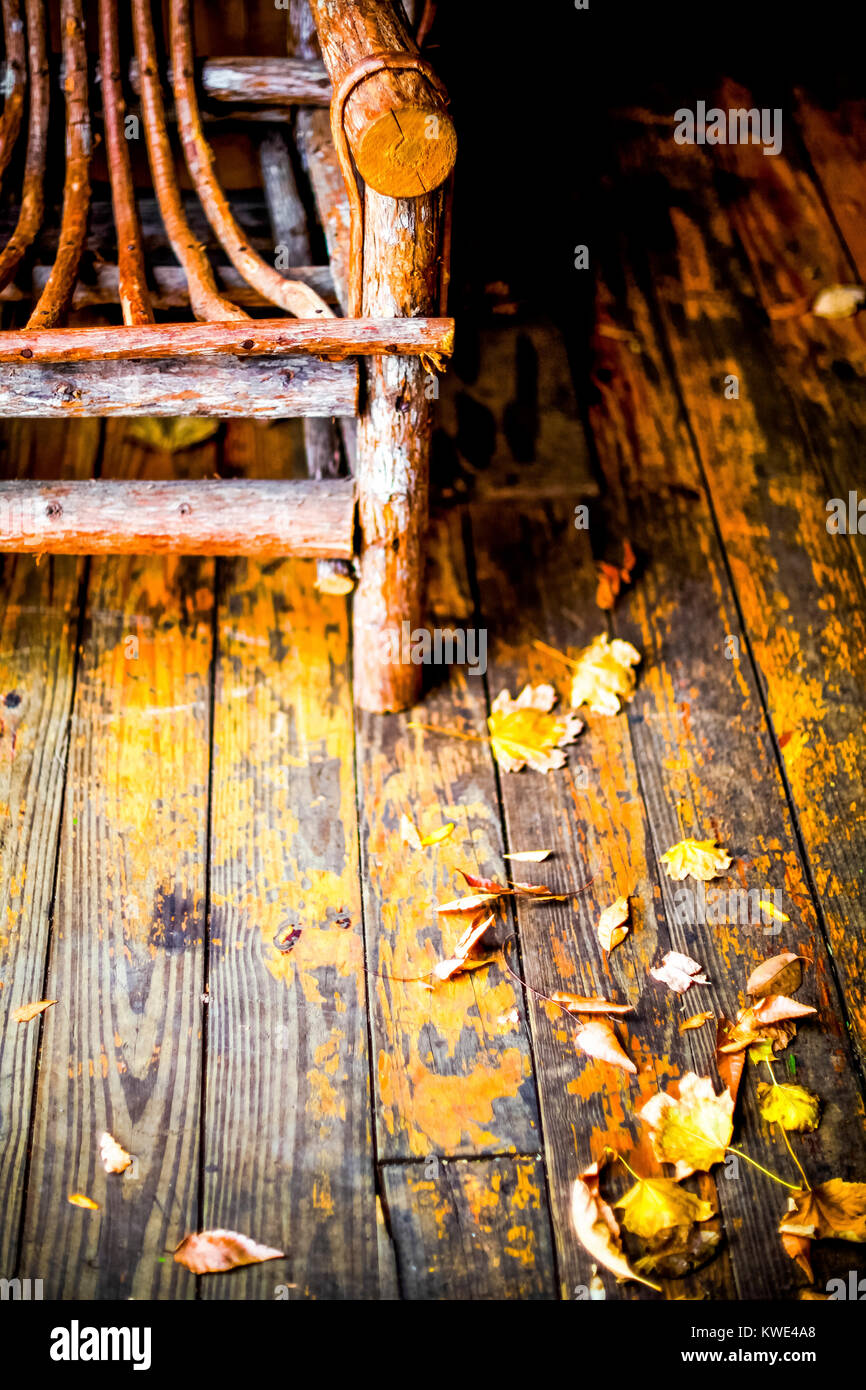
[0,0,455,711]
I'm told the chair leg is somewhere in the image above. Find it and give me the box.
[353,354,430,712]
[352,182,444,713]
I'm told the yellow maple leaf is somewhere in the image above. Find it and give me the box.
[660,838,732,882]
[640,1073,734,1180]
[614,1177,715,1239]
[779,1180,866,1244]
[757,1082,821,1133]
[488,684,582,773]
[597,896,630,953]
[569,634,641,715]
[126,418,220,453]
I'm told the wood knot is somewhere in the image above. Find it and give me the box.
[178,502,191,516]
[241,339,255,351]
[45,502,62,519]
[20,347,33,359]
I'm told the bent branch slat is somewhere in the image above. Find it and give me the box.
[131,0,247,322]
[98,0,153,324]
[26,0,89,328]
[0,0,26,187]
[0,478,356,556]
[169,0,333,321]
[0,0,49,292]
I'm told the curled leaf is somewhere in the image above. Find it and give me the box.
[433,912,496,981]
[598,896,630,954]
[569,634,641,715]
[660,839,731,882]
[571,1160,660,1291]
[715,1017,746,1104]
[551,991,634,1017]
[640,1073,734,1180]
[99,1131,133,1174]
[782,1231,814,1282]
[779,1180,866,1244]
[488,684,582,772]
[650,951,709,994]
[679,1011,713,1033]
[575,1019,636,1074]
[174,1229,285,1274]
[757,1082,820,1133]
[746,953,806,998]
[402,814,454,849]
[11,999,56,1023]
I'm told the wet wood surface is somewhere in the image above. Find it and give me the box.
[3,87,866,1299]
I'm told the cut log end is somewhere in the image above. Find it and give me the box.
[355,107,456,197]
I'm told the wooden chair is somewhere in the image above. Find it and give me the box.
[0,0,455,711]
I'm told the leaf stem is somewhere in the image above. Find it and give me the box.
[533,638,579,669]
[726,1146,800,1190]
[406,720,488,744]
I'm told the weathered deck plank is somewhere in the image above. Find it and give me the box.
[612,116,866,1070]
[17,422,214,1298]
[203,420,379,1299]
[355,508,542,1164]
[382,1156,556,1299]
[583,219,866,1296]
[0,420,100,1276]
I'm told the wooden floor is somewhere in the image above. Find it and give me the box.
[2,86,866,1300]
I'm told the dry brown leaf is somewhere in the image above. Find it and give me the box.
[12,999,56,1023]
[679,1011,713,1033]
[488,684,583,772]
[640,1073,734,1179]
[779,1180,866,1245]
[575,1019,636,1074]
[595,542,637,611]
[68,1193,99,1210]
[660,839,731,882]
[751,995,816,1025]
[433,911,496,981]
[569,635,641,715]
[746,953,807,998]
[174,1229,285,1274]
[635,1224,722,1279]
[99,1131,133,1174]
[597,896,630,954]
[650,951,710,994]
[571,1159,660,1290]
[551,991,634,1017]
